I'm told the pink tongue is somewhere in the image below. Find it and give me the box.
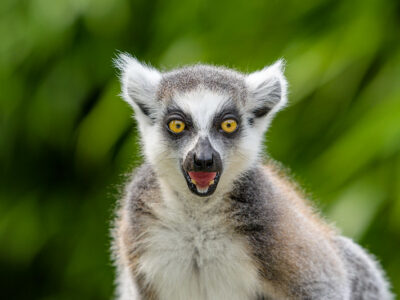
[188,172,217,188]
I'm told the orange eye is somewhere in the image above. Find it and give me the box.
[221,119,238,133]
[168,120,185,133]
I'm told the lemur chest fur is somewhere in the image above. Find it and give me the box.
[138,199,261,300]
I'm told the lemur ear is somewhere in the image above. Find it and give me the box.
[245,59,288,122]
[115,53,161,123]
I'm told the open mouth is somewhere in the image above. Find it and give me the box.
[182,169,221,197]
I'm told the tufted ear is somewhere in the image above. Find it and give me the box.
[115,53,161,123]
[245,60,288,125]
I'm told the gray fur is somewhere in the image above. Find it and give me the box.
[229,167,348,299]
[335,236,392,299]
[158,65,247,103]
[113,165,160,299]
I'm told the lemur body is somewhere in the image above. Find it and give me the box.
[112,55,392,300]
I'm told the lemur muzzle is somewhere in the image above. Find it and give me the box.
[182,137,223,196]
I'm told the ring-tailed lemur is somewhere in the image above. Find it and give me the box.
[112,54,392,300]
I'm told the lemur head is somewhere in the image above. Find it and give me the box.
[116,54,287,198]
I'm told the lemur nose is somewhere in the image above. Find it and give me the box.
[193,153,214,169]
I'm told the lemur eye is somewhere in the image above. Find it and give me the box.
[168,120,186,133]
[221,119,238,133]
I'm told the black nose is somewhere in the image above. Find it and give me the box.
[183,137,223,173]
[194,152,214,169]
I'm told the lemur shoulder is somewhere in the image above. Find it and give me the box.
[112,54,393,300]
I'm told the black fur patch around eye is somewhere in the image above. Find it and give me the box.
[252,106,271,118]
[212,106,242,139]
[164,108,193,126]
[162,108,194,140]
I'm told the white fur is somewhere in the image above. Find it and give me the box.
[116,54,162,129]
[116,265,140,300]
[137,187,263,300]
[174,89,226,133]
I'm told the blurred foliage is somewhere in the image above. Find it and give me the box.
[0,0,399,298]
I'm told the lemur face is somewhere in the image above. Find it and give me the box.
[117,55,287,197]
[161,89,244,196]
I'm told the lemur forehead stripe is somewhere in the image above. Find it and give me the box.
[157,65,248,102]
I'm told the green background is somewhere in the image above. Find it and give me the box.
[1,0,399,298]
